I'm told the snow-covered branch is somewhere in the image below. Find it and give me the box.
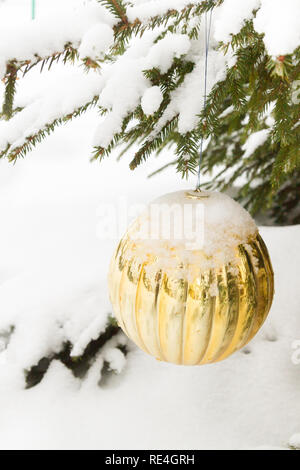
[0,0,299,209]
[0,1,116,78]
[0,69,103,160]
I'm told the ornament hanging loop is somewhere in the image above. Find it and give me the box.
[196,6,214,191]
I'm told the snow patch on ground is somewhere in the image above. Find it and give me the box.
[289,433,300,450]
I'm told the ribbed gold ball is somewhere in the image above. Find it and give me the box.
[108,192,274,365]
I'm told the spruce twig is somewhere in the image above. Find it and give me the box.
[2,63,18,120]
[1,96,99,161]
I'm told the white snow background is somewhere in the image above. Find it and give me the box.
[0,0,299,450]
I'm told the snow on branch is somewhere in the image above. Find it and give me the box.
[254,0,300,56]
[214,0,300,57]
[0,1,116,79]
[127,0,200,23]
[0,70,103,160]
[0,0,299,189]
[126,0,220,23]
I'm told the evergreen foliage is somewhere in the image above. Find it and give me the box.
[26,316,125,389]
[0,0,299,223]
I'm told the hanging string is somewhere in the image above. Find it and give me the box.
[196,6,214,191]
[32,0,36,20]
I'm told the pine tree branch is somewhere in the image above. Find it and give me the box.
[0,0,299,222]
[1,96,99,161]
[99,0,128,25]
[1,1,217,80]
[129,115,179,170]
[2,43,79,84]
[2,64,18,120]
[148,159,177,178]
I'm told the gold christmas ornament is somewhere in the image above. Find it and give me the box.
[108,190,274,365]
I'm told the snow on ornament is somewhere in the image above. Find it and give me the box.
[108,190,274,365]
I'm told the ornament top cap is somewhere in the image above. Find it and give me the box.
[185,190,210,200]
